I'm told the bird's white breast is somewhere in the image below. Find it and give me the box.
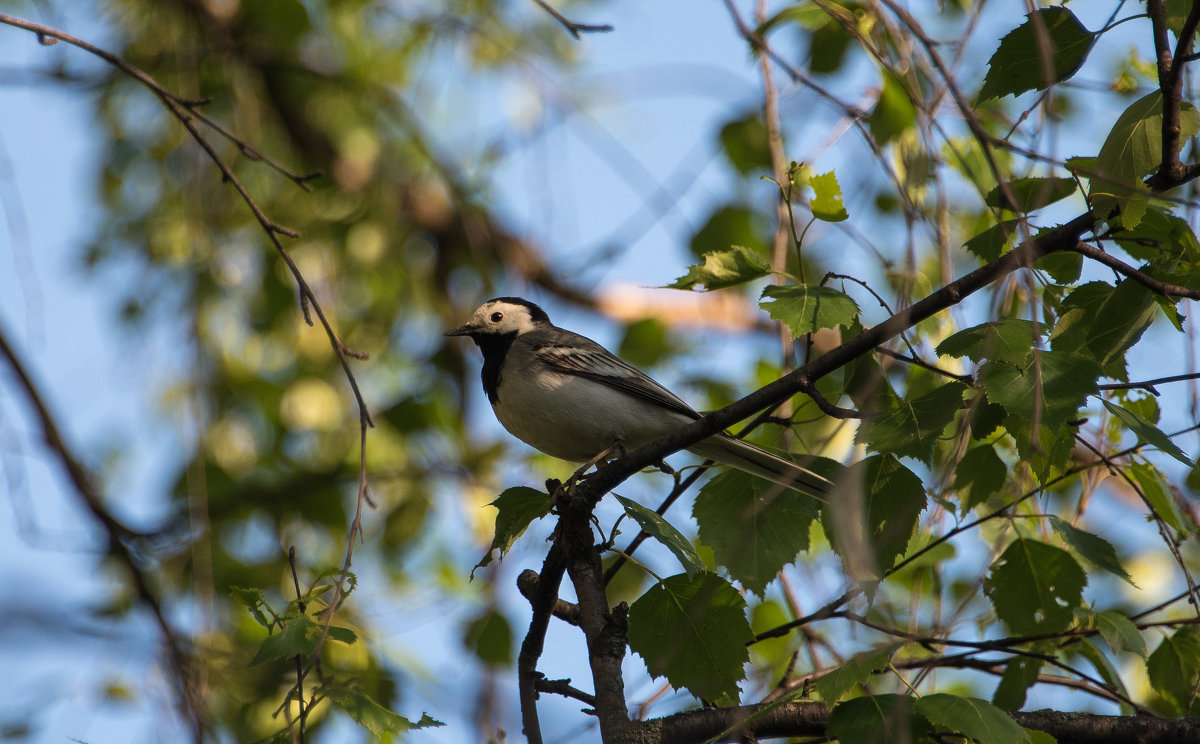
[491,351,690,462]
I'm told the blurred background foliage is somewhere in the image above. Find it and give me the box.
[1,0,1199,741]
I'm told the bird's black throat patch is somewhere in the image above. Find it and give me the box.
[474,331,519,404]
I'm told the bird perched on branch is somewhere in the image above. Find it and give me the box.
[446,297,831,497]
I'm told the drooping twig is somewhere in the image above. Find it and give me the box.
[530,0,613,39]
[1070,241,1200,300]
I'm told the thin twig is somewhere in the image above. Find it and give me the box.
[530,0,613,39]
[1070,241,1200,300]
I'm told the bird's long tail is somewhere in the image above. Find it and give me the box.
[687,434,832,498]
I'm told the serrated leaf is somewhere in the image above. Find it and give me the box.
[937,319,1042,365]
[1147,626,1200,712]
[979,350,1101,430]
[1049,516,1135,585]
[860,382,967,464]
[869,69,916,146]
[474,486,551,576]
[627,572,752,704]
[249,615,356,666]
[828,694,924,743]
[693,469,821,595]
[1127,462,1194,535]
[979,7,1094,101]
[323,681,443,735]
[1091,92,1200,226]
[915,694,1032,744]
[985,177,1077,212]
[823,455,927,583]
[667,245,771,290]
[993,656,1044,711]
[951,445,1008,512]
[1103,400,1193,466]
[986,538,1087,635]
[617,495,705,579]
[810,170,849,222]
[813,644,900,702]
[760,284,859,336]
[965,220,1020,262]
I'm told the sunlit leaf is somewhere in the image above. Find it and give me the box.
[813,644,900,703]
[760,284,859,336]
[667,245,771,290]
[810,170,849,222]
[323,681,443,735]
[869,68,916,145]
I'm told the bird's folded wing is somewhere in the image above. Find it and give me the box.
[533,342,699,420]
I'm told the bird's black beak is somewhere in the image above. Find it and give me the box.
[444,323,478,337]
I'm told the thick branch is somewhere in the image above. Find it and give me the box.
[636,701,1200,744]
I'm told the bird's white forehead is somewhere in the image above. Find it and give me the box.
[471,299,538,332]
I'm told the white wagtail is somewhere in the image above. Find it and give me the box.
[446,297,832,496]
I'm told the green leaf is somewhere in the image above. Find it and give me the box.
[860,382,968,464]
[720,112,772,175]
[754,4,828,36]
[810,170,849,222]
[1127,462,1194,535]
[993,656,1044,711]
[979,350,1101,430]
[869,69,916,145]
[813,644,900,703]
[1078,608,1147,658]
[951,444,1008,512]
[937,319,1042,365]
[823,455,927,581]
[964,220,1020,263]
[323,681,443,736]
[984,177,1078,212]
[230,586,272,629]
[1147,626,1200,713]
[249,615,356,665]
[986,538,1087,635]
[1103,400,1193,467]
[914,694,1032,744]
[1085,280,1158,377]
[693,469,821,595]
[617,495,706,579]
[760,284,859,336]
[618,318,675,367]
[667,245,771,290]
[462,609,513,666]
[828,694,923,743]
[474,486,551,576]
[978,7,1095,101]
[1050,516,1135,585]
[689,205,767,258]
[627,572,753,705]
[1075,637,1136,715]
[1035,250,1083,284]
[1091,92,1200,227]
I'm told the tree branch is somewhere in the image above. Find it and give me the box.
[1070,241,1200,300]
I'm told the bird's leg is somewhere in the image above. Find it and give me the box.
[562,438,625,492]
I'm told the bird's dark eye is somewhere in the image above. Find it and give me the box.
[490,312,503,323]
